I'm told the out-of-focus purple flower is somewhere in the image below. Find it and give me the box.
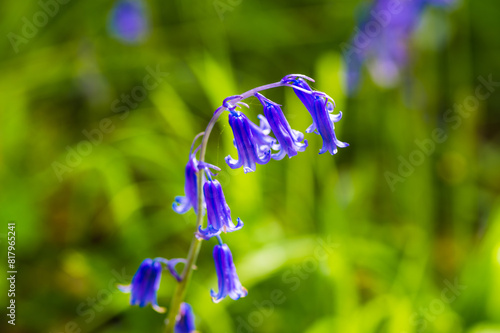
[284,77,348,155]
[344,0,455,92]
[225,108,275,173]
[196,179,243,240]
[255,92,308,160]
[174,303,196,333]
[118,258,165,313]
[211,244,247,303]
[108,0,149,44]
[173,151,220,215]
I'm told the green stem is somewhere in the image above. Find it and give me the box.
[164,107,225,332]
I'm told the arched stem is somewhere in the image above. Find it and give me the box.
[164,78,310,332]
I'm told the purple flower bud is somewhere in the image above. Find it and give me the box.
[225,109,275,173]
[196,179,243,240]
[174,303,196,333]
[108,0,149,44]
[118,259,165,313]
[255,93,308,160]
[211,244,247,303]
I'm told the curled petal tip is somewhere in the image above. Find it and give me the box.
[281,74,315,83]
[118,284,131,293]
[237,101,249,109]
[152,304,166,313]
[223,95,243,108]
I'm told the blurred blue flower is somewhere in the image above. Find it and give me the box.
[286,77,348,155]
[211,244,247,303]
[255,92,308,160]
[173,151,220,215]
[108,0,149,44]
[225,108,275,173]
[196,179,243,240]
[344,0,455,92]
[174,303,196,333]
[118,258,165,313]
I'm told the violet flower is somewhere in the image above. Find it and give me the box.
[225,108,275,173]
[211,244,247,303]
[255,92,308,160]
[118,258,165,313]
[285,77,348,155]
[196,179,243,240]
[119,258,188,312]
[174,302,196,333]
[173,150,220,215]
[344,0,455,92]
[108,0,149,44]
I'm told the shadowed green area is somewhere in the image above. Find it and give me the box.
[1,0,500,332]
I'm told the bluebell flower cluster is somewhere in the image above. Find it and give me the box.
[174,303,196,333]
[120,74,347,330]
[343,0,456,92]
[108,0,149,44]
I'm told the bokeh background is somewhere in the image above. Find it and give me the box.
[1,0,500,332]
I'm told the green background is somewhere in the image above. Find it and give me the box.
[1,0,500,332]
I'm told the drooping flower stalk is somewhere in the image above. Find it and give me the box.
[115,75,347,333]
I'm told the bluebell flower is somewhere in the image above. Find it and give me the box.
[255,93,308,160]
[173,151,220,215]
[344,0,455,92]
[225,108,275,173]
[174,303,196,333]
[108,0,149,44]
[118,258,165,313]
[285,77,348,155]
[211,244,247,303]
[309,93,349,155]
[196,179,243,240]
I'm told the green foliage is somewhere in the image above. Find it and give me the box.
[1,0,499,332]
